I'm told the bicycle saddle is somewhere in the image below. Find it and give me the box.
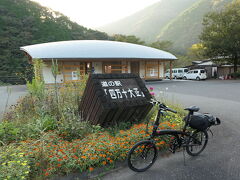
[184,106,200,112]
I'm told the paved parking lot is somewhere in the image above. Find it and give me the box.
[103,80,240,180]
[148,79,240,103]
[0,85,27,120]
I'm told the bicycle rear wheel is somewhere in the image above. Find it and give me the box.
[127,140,158,172]
[186,130,208,156]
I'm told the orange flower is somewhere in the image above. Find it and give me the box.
[57,158,62,162]
[57,164,61,167]
[102,161,107,165]
[89,167,94,172]
[90,157,95,160]
[45,172,49,176]
[63,156,68,160]
[81,156,87,159]
[109,160,113,163]
[73,155,78,160]
[160,141,165,145]
[107,157,111,160]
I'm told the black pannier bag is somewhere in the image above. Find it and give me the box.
[188,113,220,131]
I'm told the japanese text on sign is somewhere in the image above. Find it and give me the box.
[101,80,122,87]
[101,80,145,100]
[104,88,145,99]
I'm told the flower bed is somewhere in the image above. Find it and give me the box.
[0,114,182,179]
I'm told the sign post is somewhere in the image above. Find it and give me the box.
[80,73,152,127]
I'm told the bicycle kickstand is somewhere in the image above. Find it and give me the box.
[183,147,186,166]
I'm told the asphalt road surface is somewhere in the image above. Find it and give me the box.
[0,85,27,120]
[103,80,240,180]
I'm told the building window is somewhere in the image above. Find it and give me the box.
[103,61,126,74]
[71,71,78,80]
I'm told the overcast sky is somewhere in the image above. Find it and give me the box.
[31,0,161,28]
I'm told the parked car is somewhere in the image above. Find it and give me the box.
[183,69,207,80]
[165,68,188,79]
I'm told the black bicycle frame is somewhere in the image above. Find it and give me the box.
[150,106,191,140]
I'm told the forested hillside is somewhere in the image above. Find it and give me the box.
[99,0,196,42]
[0,0,110,84]
[99,0,233,54]
[158,0,232,53]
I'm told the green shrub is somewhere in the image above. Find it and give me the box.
[42,115,57,131]
[33,115,57,132]
[58,118,102,140]
[24,115,57,139]
[0,122,21,144]
[0,115,58,144]
[4,95,36,123]
[2,75,89,143]
[27,79,45,99]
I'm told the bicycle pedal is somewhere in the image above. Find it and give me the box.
[169,148,175,153]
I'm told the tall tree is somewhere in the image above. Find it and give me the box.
[187,43,206,60]
[149,40,173,52]
[200,0,240,72]
[112,34,145,45]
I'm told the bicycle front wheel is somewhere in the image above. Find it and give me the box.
[127,140,158,172]
[186,130,208,156]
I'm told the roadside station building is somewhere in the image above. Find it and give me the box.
[20,40,177,84]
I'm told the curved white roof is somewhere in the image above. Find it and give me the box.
[20,40,177,60]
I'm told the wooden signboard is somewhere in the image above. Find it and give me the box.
[79,73,152,127]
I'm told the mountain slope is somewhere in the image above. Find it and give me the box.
[157,0,232,53]
[99,0,232,53]
[99,0,197,42]
[0,0,110,84]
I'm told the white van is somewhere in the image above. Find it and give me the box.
[165,68,188,79]
[183,69,207,80]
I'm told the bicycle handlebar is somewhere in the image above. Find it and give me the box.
[150,99,177,113]
[164,106,177,114]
